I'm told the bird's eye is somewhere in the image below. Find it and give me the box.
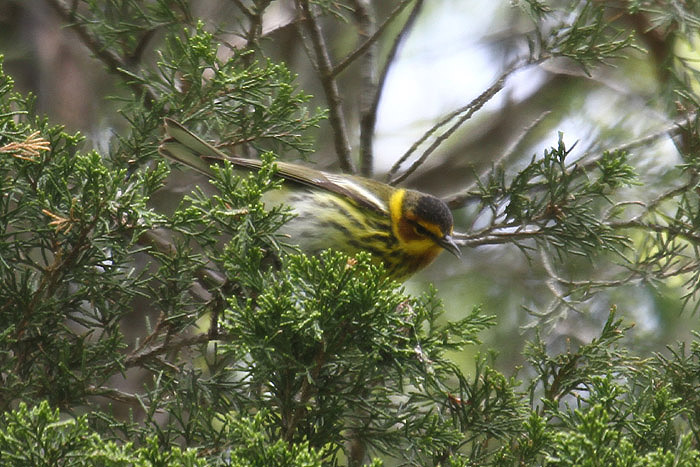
[412,222,431,237]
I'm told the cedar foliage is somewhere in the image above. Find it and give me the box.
[3,1,700,465]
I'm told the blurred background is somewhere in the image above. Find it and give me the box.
[1,0,695,375]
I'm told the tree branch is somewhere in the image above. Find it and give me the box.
[44,0,158,107]
[244,0,273,52]
[445,112,700,209]
[230,0,254,18]
[358,0,424,177]
[86,385,149,406]
[387,64,520,185]
[352,0,378,177]
[445,110,552,208]
[125,333,210,368]
[295,0,355,173]
[330,0,415,79]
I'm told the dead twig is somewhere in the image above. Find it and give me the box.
[44,0,159,107]
[295,0,355,173]
[387,64,521,185]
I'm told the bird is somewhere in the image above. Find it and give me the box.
[158,118,460,280]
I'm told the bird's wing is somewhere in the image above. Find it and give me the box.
[159,119,389,213]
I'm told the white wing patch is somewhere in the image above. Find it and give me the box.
[325,174,388,213]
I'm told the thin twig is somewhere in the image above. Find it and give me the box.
[627,173,699,224]
[230,0,254,18]
[540,247,585,315]
[446,112,700,209]
[137,229,225,299]
[445,110,552,208]
[610,219,700,244]
[133,311,168,356]
[453,228,544,247]
[127,28,157,66]
[44,0,158,107]
[388,65,521,185]
[361,0,424,177]
[295,0,355,173]
[283,347,326,442]
[125,333,210,367]
[245,0,273,51]
[352,0,378,176]
[86,385,149,406]
[331,0,415,79]
[223,16,305,53]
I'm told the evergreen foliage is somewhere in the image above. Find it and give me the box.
[3,1,700,465]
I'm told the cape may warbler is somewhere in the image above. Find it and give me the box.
[158,119,460,280]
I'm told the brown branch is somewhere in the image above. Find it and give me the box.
[230,0,254,18]
[127,28,157,66]
[453,228,545,247]
[387,64,520,185]
[244,0,273,52]
[44,0,158,107]
[125,333,210,368]
[86,385,147,406]
[331,0,415,78]
[352,0,378,176]
[295,0,355,173]
[445,110,552,208]
[359,0,424,177]
[445,113,700,209]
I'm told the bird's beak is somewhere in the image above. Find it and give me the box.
[438,234,461,258]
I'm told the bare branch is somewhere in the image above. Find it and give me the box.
[360,0,424,177]
[125,333,210,368]
[331,0,415,79]
[445,113,700,209]
[229,0,254,18]
[295,0,355,173]
[445,110,552,208]
[244,0,273,52]
[454,228,544,247]
[44,0,158,107]
[352,0,378,176]
[388,65,519,185]
[86,385,148,406]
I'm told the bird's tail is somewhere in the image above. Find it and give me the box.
[158,119,227,176]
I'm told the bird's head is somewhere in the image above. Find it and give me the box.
[389,189,461,262]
